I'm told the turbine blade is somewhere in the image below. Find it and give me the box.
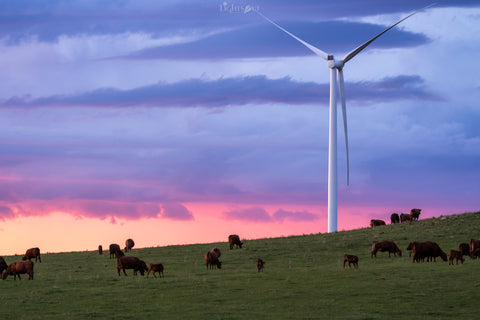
[255,11,329,60]
[342,3,436,64]
[337,69,349,185]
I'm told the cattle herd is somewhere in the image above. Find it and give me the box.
[344,208,480,269]
[0,234,256,281]
[2,214,479,280]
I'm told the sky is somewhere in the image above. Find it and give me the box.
[1,0,479,255]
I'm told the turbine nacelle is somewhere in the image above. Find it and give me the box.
[327,55,344,70]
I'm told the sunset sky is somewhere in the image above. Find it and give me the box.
[1,0,479,255]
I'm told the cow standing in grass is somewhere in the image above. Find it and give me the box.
[412,241,447,263]
[23,247,41,263]
[371,241,402,258]
[205,251,221,269]
[124,238,135,252]
[1,261,34,280]
[228,234,243,250]
[390,213,400,224]
[147,263,164,278]
[0,257,8,274]
[117,256,148,276]
[370,219,386,227]
[257,259,265,272]
[109,244,121,259]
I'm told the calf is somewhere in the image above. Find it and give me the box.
[205,251,221,269]
[1,261,34,280]
[117,256,148,276]
[343,254,359,269]
[23,247,41,263]
[147,263,164,278]
[257,258,265,272]
[448,250,464,265]
[400,213,411,223]
[98,245,103,255]
[371,241,402,258]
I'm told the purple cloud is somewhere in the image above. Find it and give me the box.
[223,207,273,222]
[0,205,15,221]
[1,75,438,109]
[160,203,194,221]
[273,209,319,222]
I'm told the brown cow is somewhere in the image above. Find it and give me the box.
[410,208,422,221]
[1,261,34,280]
[400,213,411,223]
[448,250,464,265]
[147,263,164,278]
[459,243,470,258]
[117,256,148,276]
[228,234,243,250]
[109,243,121,259]
[0,257,8,274]
[124,238,135,252]
[211,247,221,258]
[22,247,41,263]
[371,241,402,258]
[370,219,386,227]
[205,251,221,269]
[472,248,480,259]
[469,239,480,257]
[343,254,359,269]
[412,241,447,263]
[390,213,400,224]
[257,258,265,272]
[98,245,103,255]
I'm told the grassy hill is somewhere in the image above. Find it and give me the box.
[1,211,480,319]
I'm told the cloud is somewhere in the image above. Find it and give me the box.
[127,20,429,60]
[160,203,194,220]
[223,206,319,223]
[223,207,273,222]
[1,75,439,109]
[273,209,319,222]
[0,205,15,221]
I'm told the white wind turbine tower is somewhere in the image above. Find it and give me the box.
[255,4,435,232]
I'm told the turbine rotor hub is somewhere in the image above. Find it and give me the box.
[327,55,344,69]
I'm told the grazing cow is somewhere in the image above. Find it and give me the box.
[448,250,464,265]
[469,239,480,257]
[371,241,402,258]
[211,247,221,258]
[390,213,400,224]
[124,238,135,252]
[109,243,121,259]
[459,243,470,258]
[98,245,103,255]
[205,251,222,269]
[370,219,386,228]
[228,234,243,250]
[400,213,411,223]
[147,263,164,278]
[410,208,421,221]
[117,256,148,276]
[0,257,8,274]
[1,261,34,280]
[406,242,414,257]
[115,250,125,259]
[412,241,448,263]
[22,247,41,263]
[472,248,480,259]
[257,258,265,272]
[343,254,359,269]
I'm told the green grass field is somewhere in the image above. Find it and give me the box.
[1,211,480,319]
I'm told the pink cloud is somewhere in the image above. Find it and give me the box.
[160,203,194,221]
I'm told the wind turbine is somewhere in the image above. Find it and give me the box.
[255,4,435,232]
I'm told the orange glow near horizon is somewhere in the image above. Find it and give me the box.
[0,202,473,256]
